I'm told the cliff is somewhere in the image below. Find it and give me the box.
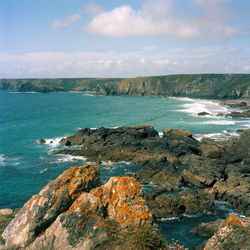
[1,74,249,99]
[1,164,165,249]
[0,78,122,93]
[96,74,250,99]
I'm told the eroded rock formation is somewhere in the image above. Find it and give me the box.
[1,165,161,250]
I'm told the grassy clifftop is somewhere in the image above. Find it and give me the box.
[96,74,250,99]
[1,74,249,99]
[0,78,122,93]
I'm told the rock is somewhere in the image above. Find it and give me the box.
[90,176,152,227]
[2,165,160,250]
[2,164,100,248]
[227,101,248,108]
[192,220,222,237]
[226,110,250,118]
[163,129,201,156]
[38,138,46,144]
[0,209,13,246]
[205,214,250,250]
[146,190,212,219]
[197,112,211,116]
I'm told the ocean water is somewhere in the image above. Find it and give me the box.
[0,90,249,249]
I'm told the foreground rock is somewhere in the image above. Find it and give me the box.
[205,214,250,249]
[1,165,165,249]
[53,126,250,218]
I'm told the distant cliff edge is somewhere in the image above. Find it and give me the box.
[96,74,250,99]
[1,74,249,99]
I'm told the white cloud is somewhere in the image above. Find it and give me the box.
[82,0,245,38]
[50,13,81,30]
[1,46,249,78]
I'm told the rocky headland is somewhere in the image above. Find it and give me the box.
[1,74,250,100]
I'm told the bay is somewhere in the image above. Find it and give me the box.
[0,90,249,249]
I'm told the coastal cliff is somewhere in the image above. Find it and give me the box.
[96,74,250,99]
[1,74,250,99]
[1,164,165,249]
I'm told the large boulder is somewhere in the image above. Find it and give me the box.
[1,165,157,250]
[2,164,100,248]
[205,214,250,249]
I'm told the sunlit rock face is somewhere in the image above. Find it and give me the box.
[1,165,154,250]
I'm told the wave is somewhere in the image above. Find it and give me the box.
[0,154,6,164]
[157,217,179,221]
[82,94,95,97]
[38,137,65,147]
[40,168,48,174]
[201,120,236,125]
[194,131,239,141]
[51,155,87,163]
[10,91,38,94]
[175,97,229,117]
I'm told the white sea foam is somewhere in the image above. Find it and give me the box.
[52,155,87,163]
[0,154,6,163]
[158,132,163,137]
[175,97,229,117]
[39,137,65,147]
[194,132,234,141]
[40,168,48,174]
[157,217,179,221]
[201,120,236,125]
[82,94,95,96]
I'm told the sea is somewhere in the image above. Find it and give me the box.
[0,90,249,249]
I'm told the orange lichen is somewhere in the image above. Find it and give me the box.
[224,214,244,228]
[50,164,99,207]
[90,176,152,227]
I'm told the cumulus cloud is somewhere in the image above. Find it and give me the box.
[50,13,81,30]
[82,0,245,38]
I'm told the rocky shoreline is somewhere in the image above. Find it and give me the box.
[52,125,250,219]
[1,125,249,249]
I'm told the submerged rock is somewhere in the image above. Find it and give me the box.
[1,165,162,250]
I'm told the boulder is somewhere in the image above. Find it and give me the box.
[192,220,222,237]
[205,214,250,250]
[2,164,100,248]
[1,165,158,250]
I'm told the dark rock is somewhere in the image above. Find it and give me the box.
[197,112,211,116]
[192,220,222,237]
[38,138,46,144]
[226,110,250,118]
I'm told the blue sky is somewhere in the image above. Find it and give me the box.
[0,0,250,78]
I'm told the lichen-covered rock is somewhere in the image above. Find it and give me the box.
[2,164,100,248]
[1,166,157,250]
[90,176,152,227]
[205,214,250,250]
[27,193,107,250]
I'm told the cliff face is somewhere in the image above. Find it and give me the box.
[1,165,161,250]
[1,74,249,99]
[96,74,250,99]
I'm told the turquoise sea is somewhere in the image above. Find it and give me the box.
[0,90,249,249]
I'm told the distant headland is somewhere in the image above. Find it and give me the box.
[1,74,250,99]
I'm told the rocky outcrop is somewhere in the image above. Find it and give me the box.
[192,220,222,237]
[205,214,250,249]
[1,165,161,250]
[52,126,250,219]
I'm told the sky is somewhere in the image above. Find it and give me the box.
[0,0,250,78]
